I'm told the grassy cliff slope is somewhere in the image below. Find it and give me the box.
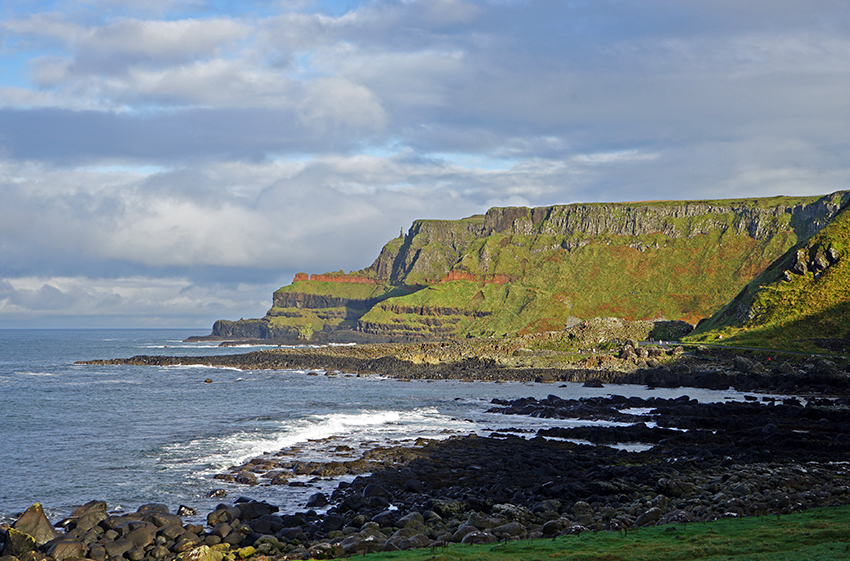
[356,192,848,338]
[687,199,850,353]
[211,191,850,341]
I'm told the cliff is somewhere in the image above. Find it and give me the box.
[688,197,850,353]
[210,191,850,341]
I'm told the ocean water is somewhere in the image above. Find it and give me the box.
[0,329,755,525]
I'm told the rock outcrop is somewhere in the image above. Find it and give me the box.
[690,194,850,352]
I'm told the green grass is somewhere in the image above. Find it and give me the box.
[689,201,850,353]
[362,225,798,338]
[343,506,850,561]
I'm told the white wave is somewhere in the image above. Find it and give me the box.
[162,364,243,371]
[166,407,467,473]
[618,407,654,416]
[15,371,56,377]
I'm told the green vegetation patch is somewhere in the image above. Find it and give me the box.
[689,202,850,353]
[348,506,850,561]
[358,224,797,339]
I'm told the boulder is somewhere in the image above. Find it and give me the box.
[74,509,108,532]
[69,500,107,518]
[339,534,383,556]
[210,524,232,539]
[465,511,498,530]
[362,484,392,500]
[635,507,663,527]
[370,510,396,526]
[136,504,170,515]
[149,545,172,559]
[320,514,346,533]
[827,247,841,264]
[306,493,328,508]
[236,501,278,521]
[396,533,431,550]
[430,499,466,519]
[656,478,694,498]
[659,510,694,525]
[307,542,343,559]
[87,542,107,561]
[811,251,830,272]
[235,472,257,485]
[733,356,755,373]
[125,526,156,548]
[385,528,428,550]
[3,528,37,557]
[181,545,224,561]
[491,521,526,538]
[460,531,497,545]
[158,523,186,540]
[270,473,290,485]
[396,512,424,528]
[541,518,571,536]
[171,533,201,553]
[207,507,240,526]
[792,249,808,275]
[12,504,58,546]
[492,503,533,523]
[403,479,424,492]
[145,513,183,529]
[450,524,477,543]
[103,538,135,558]
[571,501,595,526]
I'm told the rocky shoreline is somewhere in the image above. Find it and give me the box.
[79,335,850,396]
[8,333,847,560]
[4,389,850,560]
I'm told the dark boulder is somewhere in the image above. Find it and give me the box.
[306,493,328,508]
[69,500,107,518]
[177,505,197,517]
[46,539,84,561]
[136,504,170,516]
[237,501,278,521]
[103,538,135,558]
[363,484,392,500]
[3,528,37,557]
[12,504,58,547]
[460,531,497,544]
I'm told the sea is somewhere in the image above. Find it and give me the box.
[0,329,758,526]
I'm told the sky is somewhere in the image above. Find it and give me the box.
[1,0,849,329]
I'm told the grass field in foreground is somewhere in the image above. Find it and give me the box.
[352,506,850,561]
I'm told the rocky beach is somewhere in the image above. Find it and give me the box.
[5,327,850,561]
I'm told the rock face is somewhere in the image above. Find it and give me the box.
[209,191,850,341]
[691,195,850,352]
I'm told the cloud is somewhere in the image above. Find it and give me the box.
[1,0,850,327]
[0,275,274,328]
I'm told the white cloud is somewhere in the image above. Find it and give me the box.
[0,275,274,327]
[80,18,249,62]
[1,0,850,327]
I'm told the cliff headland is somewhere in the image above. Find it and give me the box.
[204,191,850,352]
